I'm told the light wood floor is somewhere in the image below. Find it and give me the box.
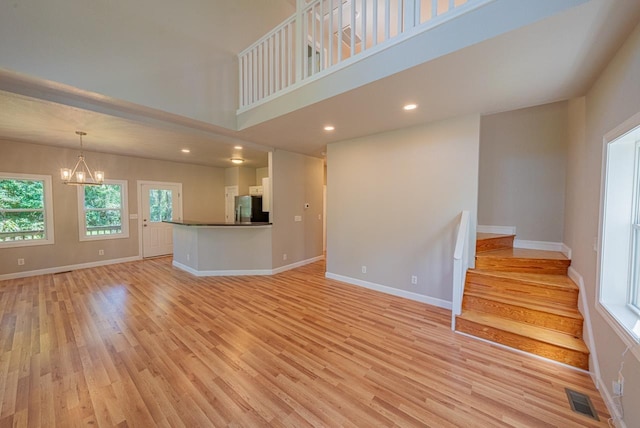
[0,258,610,427]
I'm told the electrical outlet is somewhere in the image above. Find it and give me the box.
[411,275,418,285]
[283,253,288,261]
[98,249,104,256]
[17,258,25,266]
[294,215,302,222]
[361,266,367,274]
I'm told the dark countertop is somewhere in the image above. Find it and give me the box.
[164,220,272,227]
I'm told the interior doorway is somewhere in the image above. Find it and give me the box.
[138,181,182,258]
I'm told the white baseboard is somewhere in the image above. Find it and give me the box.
[513,239,572,258]
[271,255,325,274]
[477,225,516,235]
[567,267,600,382]
[0,256,142,281]
[325,272,452,310]
[172,255,325,277]
[172,261,273,276]
[596,375,626,427]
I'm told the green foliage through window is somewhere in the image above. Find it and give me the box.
[149,189,173,222]
[0,178,46,241]
[84,183,124,236]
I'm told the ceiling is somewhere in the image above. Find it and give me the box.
[0,0,639,166]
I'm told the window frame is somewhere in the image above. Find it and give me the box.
[597,113,640,346]
[77,179,129,241]
[630,142,640,315]
[0,172,55,248]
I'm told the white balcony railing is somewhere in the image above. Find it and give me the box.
[239,0,473,110]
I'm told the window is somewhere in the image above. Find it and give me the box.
[630,143,640,314]
[77,179,129,241]
[0,173,54,248]
[149,189,173,222]
[599,118,640,343]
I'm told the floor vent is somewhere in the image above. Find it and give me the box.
[565,388,599,420]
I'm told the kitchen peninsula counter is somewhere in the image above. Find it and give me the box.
[165,220,271,227]
[167,220,272,276]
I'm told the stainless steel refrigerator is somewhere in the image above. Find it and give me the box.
[235,195,269,223]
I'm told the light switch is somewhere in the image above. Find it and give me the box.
[294,216,302,222]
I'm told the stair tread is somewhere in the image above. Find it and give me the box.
[467,269,578,290]
[458,310,589,353]
[464,289,583,319]
[476,247,569,261]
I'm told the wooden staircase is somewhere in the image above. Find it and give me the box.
[456,233,589,370]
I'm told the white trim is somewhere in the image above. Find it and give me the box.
[477,225,516,235]
[595,375,626,428]
[0,256,141,281]
[77,179,130,241]
[567,267,601,382]
[513,239,571,258]
[595,303,640,360]
[173,261,273,277]
[324,272,452,310]
[172,255,325,277]
[271,255,325,274]
[455,331,591,374]
[137,180,183,258]
[0,172,55,248]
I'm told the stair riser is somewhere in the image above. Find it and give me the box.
[465,276,578,306]
[462,295,583,336]
[476,236,515,253]
[456,318,588,370]
[475,257,569,275]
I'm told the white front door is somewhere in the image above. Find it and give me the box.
[225,185,238,223]
[140,183,182,258]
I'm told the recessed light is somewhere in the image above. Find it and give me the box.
[231,157,244,164]
[324,125,335,131]
[403,103,418,111]
[234,145,243,150]
[181,148,191,153]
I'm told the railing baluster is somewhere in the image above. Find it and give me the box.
[372,0,378,46]
[397,0,403,35]
[319,0,324,72]
[288,22,294,86]
[239,54,244,108]
[450,0,455,12]
[361,0,366,51]
[385,0,390,41]
[312,3,317,75]
[350,0,355,56]
[328,0,333,66]
[249,49,255,104]
[337,0,343,61]
[432,0,437,19]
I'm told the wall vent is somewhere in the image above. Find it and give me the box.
[565,388,599,420]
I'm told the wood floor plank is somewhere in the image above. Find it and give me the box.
[0,258,611,426]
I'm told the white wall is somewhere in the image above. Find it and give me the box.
[0,0,294,129]
[326,115,479,305]
[478,101,568,241]
[271,150,324,268]
[564,22,640,426]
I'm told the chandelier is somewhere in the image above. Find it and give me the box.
[60,131,104,186]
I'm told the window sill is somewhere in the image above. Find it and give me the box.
[79,233,129,242]
[0,239,55,249]
[597,302,640,360]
